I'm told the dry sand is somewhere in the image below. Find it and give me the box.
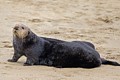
[0,0,120,80]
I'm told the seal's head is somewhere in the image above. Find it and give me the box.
[13,24,30,39]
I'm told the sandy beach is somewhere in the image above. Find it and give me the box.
[0,0,120,80]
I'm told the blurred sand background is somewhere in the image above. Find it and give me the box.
[0,0,120,80]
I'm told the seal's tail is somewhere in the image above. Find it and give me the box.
[101,58,120,66]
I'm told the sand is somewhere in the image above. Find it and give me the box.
[0,0,120,80]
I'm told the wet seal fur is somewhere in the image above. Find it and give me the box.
[8,24,120,68]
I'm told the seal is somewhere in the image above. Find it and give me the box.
[8,24,120,68]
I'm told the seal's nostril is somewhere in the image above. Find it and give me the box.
[14,27,19,30]
[14,31,16,33]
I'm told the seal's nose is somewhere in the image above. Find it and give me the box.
[14,26,19,30]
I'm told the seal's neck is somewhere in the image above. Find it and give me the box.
[23,32,38,45]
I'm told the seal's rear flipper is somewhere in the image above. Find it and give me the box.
[101,58,120,66]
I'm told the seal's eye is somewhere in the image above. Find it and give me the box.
[22,27,24,29]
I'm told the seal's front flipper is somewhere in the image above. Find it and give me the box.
[8,59,17,62]
[23,62,33,66]
[8,52,23,62]
[24,57,38,66]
